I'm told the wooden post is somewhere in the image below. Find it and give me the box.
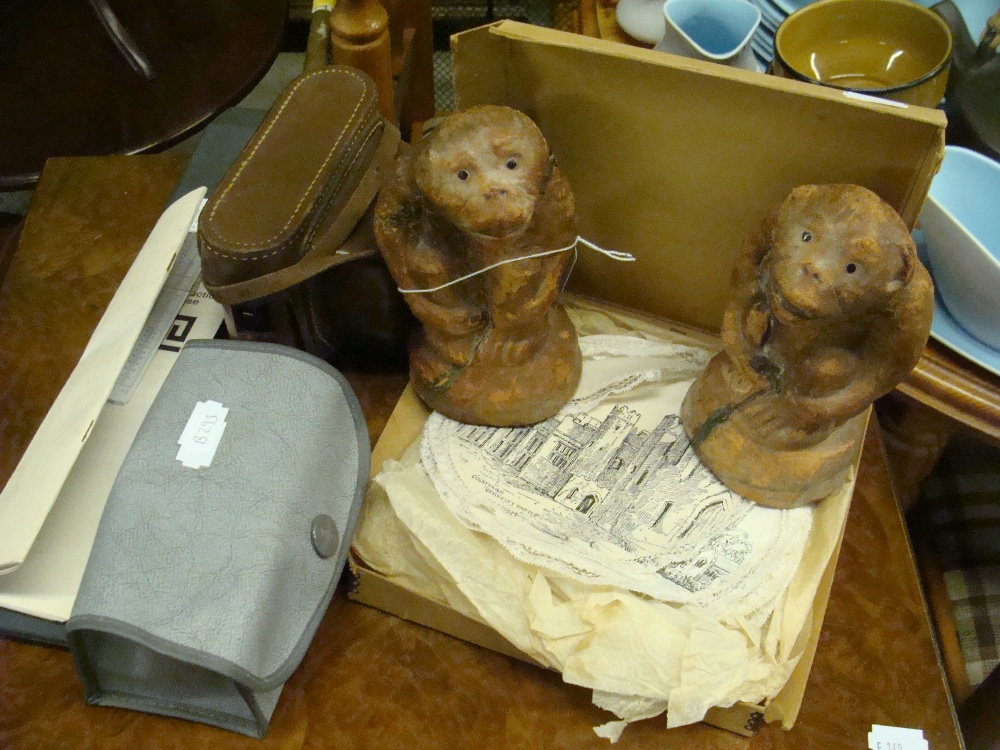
[304,6,332,72]
[329,0,396,123]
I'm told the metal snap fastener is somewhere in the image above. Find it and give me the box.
[310,514,339,559]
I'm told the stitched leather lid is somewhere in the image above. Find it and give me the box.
[198,67,399,305]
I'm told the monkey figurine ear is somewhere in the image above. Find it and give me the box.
[885,241,918,293]
[542,153,556,182]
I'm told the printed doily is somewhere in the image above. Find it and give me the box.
[420,334,814,619]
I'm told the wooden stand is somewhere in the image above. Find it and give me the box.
[329,0,397,123]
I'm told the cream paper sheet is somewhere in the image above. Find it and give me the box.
[420,337,814,621]
[0,189,227,623]
[353,299,855,739]
[0,189,206,574]
[0,282,224,622]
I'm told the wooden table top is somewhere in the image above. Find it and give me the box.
[0,0,286,190]
[900,339,1000,446]
[0,154,963,748]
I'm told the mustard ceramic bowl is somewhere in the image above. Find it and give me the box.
[772,0,953,107]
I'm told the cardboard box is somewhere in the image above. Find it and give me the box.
[452,21,944,332]
[349,312,857,736]
[349,20,946,735]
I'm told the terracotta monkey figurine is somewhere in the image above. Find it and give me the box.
[681,184,934,508]
[374,105,581,426]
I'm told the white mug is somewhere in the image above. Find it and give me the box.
[654,0,762,70]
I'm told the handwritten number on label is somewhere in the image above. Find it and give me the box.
[177,400,229,469]
[193,414,219,444]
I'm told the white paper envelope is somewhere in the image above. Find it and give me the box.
[0,188,224,624]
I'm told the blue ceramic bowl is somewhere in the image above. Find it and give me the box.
[920,146,1000,350]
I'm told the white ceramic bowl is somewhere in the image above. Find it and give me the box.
[920,145,1000,350]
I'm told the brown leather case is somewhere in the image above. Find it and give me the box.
[197,66,413,368]
[198,66,400,305]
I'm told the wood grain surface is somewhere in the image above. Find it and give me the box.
[0,156,962,749]
[0,154,186,494]
[900,339,1000,445]
[0,0,285,190]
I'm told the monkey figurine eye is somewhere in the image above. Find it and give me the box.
[801,231,812,242]
[505,158,518,169]
[845,263,857,274]
[457,169,470,181]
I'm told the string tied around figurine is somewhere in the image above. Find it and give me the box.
[396,237,635,294]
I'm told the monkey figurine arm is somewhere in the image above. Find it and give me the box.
[373,105,583,426]
[720,224,778,391]
[481,163,577,363]
[778,260,934,431]
[376,153,488,366]
[739,296,931,444]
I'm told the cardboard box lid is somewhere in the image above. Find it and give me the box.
[452,21,946,332]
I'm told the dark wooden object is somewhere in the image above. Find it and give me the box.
[0,0,286,190]
[0,213,23,291]
[885,346,1000,750]
[306,0,435,141]
[0,154,963,750]
[878,323,1000,750]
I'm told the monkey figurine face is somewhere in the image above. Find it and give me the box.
[681,183,934,508]
[764,185,916,324]
[374,105,581,426]
[415,107,551,240]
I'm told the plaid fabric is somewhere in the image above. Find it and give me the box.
[913,435,1000,689]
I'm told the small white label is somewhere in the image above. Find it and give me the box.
[844,90,909,109]
[176,400,229,469]
[868,724,929,750]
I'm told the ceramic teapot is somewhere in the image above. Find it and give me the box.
[933,0,1000,155]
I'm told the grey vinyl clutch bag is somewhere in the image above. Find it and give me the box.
[65,339,369,737]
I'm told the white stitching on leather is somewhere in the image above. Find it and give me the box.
[206,122,381,262]
[203,68,371,256]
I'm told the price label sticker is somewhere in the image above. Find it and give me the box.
[868,724,929,750]
[176,400,229,469]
